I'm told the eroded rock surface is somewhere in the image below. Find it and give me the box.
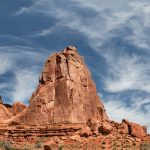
[0,104,13,122]
[122,119,147,138]
[11,46,108,125]
[11,102,27,116]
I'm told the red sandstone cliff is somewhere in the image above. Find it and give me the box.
[11,46,108,125]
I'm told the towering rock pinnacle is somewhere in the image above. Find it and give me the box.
[12,46,108,125]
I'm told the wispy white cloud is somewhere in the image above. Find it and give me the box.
[15,0,150,51]
[0,54,13,75]
[102,51,150,93]
[0,83,9,89]
[15,7,30,15]
[0,45,49,103]
[12,69,39,102]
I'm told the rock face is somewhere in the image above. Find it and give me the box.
[11,46,108,125]
[11,102,27,116]
[0,96,13,121]
[0,104,13,122]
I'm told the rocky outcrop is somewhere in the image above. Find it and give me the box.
[0,98,26,118]
[11,102,27,116]
[0,96,13,121]
[11,46,108,125]
[122,119,147,138]
[0,104,13,122]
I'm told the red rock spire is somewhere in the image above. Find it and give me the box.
[11,46,108,125]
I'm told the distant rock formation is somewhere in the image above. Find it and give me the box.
[11,46,108,125]
[0,96,13,121]
[11,102,27,116]
[0,96,27,122]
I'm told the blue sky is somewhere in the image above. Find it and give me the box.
[0,0,150,132]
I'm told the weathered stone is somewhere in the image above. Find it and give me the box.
[135,137,141,142]
[11,46,108,125]
[122,119,146,138]
[117,123,129,134]
[79,126,92,137]
[99,122,113,134]
[0,104,13,121]
[44,141,58,150]
[86,119,99,131]
[142,126,147,134]
[69,134,81,142]
[130,123,146,138]
[11,102,27,116]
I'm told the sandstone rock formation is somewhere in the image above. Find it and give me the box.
[11,102,27,116]
[0,103,13,122]
[122,119,147,138]
[11,46,108,125]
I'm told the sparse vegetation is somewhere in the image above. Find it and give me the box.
[58,145,63,150]
[0,141,17,150]
[34,141,42,148]
[113,147,117,150]
[140,143,150,150]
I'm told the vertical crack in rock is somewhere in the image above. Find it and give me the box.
[66,56,72,81]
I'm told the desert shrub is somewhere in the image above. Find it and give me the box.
[0,141,11,150]
[21,145,30,150]
[0,141,19,150]
[34,141,42,148]
[140,143,150,149]
[58,145,63,150]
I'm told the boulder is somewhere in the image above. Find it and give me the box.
[122,119,146,138]
[86,119,99,131]
[99,122,113,134]
[69,134,81,142]
[43,140,58,150]
[117,123,129,134]
[130,123,146,138]
[79,126,92,137]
